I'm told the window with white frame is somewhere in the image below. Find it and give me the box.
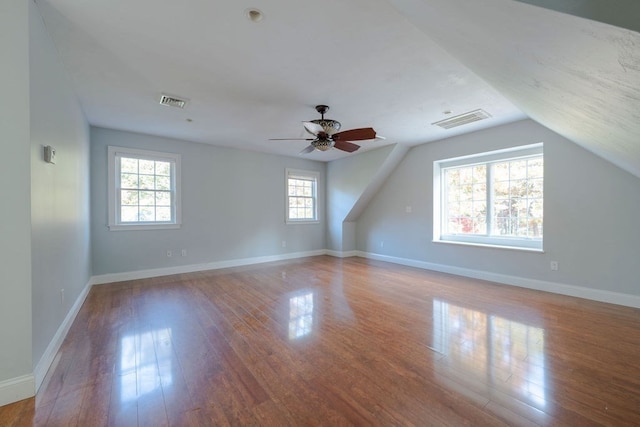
[108,146,181,231]
[433,144,543,250]
[286,169,319,223]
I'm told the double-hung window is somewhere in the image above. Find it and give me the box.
[108,146,181,230]
[434,144,543,250]
[286,169,319,223]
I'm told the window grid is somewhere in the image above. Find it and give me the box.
[108,146,181,231]
[435,144,543,250]
[444,156,542,239]
[286,171,318,223]
[118,157,174,223]
[491,157,543,239]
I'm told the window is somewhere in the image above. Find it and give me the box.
[108,146,181,230]
[286,169,319,223]
[434,144,543,250]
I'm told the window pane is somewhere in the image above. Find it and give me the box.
[509,160,527,180]
[155,161,170,176]
[139,191,155,206]
[527,158,543,178]
[121,190,138,206]
[494,162,509,181]
[139,175,155,190]
[121,206,138,222]
[156,176,170,191]
[156,191,171,206]
[139,160,155,174]
[121,158,138,173]
[528,178,543,198]
[473,216,487,234]
[139,207,155,221]
[121,173,138,189]
[156,207,171,221]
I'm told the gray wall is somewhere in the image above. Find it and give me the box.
[0,0,32,389]
[356,119,640,296]
[91,127,326,275]
[30,1,92,370]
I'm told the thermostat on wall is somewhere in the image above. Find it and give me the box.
[44,145,56,164]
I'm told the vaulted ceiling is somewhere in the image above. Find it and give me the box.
[35,0,639,174]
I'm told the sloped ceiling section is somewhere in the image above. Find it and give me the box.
[514,0,640,33]
[390,0,640,178]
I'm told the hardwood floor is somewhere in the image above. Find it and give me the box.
[2,256,640,426]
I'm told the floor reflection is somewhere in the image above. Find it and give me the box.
[432,300,546,407]
[289,291,315,340]
[119,328,173,402]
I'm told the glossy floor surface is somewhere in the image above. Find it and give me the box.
[2,256,640,426]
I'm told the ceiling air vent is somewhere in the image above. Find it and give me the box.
[432,109,492,130]
[159,94,188,109]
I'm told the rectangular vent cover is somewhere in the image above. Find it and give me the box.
[159,94,188,109]
[432,109,491,129]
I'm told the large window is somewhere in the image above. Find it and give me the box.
[108,146,181,230]
[434,144,543,250]
[286,169,319,223]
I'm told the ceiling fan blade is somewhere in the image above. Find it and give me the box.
[333,140,361,153]
[332,127,377,142]
[303,121,324,136]
[299,144,316,155]
[268,138,315,141]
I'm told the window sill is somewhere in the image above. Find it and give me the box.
[286,220,320,225]
[108,223,181,231]
[433,239,544,253]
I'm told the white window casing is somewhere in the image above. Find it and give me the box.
[433,143,543,251]
[108,146,182,231]
[286,168,319,224]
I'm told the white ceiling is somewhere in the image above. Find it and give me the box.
[35,0,639,172]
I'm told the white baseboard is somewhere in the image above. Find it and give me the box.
[91,250,328,285]
[357,251,640,309]
[32,279,92,392]
[0,374,35,407]
[325,250,358,258]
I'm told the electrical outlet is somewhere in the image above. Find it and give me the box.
[282,241,287,248]
[405,206,412,213]
[550,261,559,271]
[380,241,384,248]
[167,250,172,258]
[181,249,187,257]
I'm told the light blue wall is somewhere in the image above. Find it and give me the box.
[0,0,32,393]
[90,127,326,275]
[356,119,640,296]
[30,1,92,371]
[326,145,395,251]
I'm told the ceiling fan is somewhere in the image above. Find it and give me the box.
[270,105,380,154]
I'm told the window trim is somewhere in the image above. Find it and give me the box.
[433,143,543,252]
[107,146,182,231]
[285,168,319,224]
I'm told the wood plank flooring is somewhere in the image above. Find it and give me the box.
[2,256,640,426]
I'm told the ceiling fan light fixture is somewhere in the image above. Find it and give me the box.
[311,119,341,135]
[313,138,333,151]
